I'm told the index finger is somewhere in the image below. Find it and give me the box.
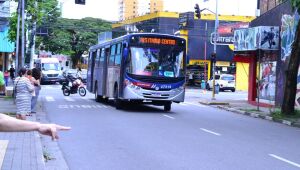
[56,125,71,131]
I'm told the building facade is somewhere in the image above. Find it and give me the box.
[0,0,16,71]
[118,0,164,21]
[234,0,300,107]
[112,12,254,90]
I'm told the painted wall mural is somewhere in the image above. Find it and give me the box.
[277,11,300,107]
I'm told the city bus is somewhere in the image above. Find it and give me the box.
[87,33,186,111]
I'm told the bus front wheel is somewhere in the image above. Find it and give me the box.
[164,102,171,112]
[114,87,123,110]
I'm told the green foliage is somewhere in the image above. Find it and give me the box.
[40,17,111,67]
[291,0,300,10]
[8,0,60,42]
[271,109,300,121]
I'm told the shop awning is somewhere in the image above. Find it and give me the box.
[0,28,15,53]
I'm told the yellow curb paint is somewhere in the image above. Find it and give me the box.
[0,140,9,169]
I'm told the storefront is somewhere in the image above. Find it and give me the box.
[234,0,299,107]
[0,26,15,71]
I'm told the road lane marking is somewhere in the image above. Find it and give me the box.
[163,114,175,119]
[200,128,221,136]
[45,96,55,102]
[179,103,188,106]
[64,97,75,102]
[269,154,300,168]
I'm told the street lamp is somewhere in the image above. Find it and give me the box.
[196,0,219,100]
[211,0,219,100]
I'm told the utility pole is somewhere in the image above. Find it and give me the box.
[21,0,25,67]
[212,0,219,100]
[15,0,21,71]
[30,1,38,68]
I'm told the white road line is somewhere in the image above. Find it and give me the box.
[200,128,221,136]
[269,154,300,168]
[45,96,55,102]
[184,102,207,107]
[163,114,175,119]
[179,103,188,106]
[64,97,75,102]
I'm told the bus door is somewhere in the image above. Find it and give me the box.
[87,51,96,92]
[102,47,110,97]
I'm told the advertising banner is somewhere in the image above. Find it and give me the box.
[210,22,249,45]
[234,26,279,51]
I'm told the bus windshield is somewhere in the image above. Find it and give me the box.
[127,47,184,78]
[42,63,60,71]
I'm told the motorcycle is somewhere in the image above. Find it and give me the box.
[61,74,86,97]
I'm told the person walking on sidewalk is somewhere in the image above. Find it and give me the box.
[0,113,71,140]
[31,68,41,113]
[4,70,9,87]
[9,65,15,80]
[0,70,5,95]
[14,68,34,120]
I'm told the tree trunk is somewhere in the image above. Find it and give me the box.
[281,21,300,115]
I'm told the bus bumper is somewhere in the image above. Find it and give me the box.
[123,86,185,103]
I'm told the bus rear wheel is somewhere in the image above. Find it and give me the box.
[164,102,171,112]
[95,85,101,102]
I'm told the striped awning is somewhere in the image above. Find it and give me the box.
[0,27,14,53]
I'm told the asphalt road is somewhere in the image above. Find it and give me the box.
[40,85,300,170]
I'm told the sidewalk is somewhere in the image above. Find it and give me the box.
[0,97,69,170]
[185,88,300,128]
[0,97,45,170]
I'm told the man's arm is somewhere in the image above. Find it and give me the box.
[0,113,71,140]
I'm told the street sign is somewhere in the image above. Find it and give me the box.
[179,12,194,30]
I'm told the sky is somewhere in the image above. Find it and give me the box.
[61,0,258,21]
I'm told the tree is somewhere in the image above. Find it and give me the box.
[8,0,61,67]
[39,17,111,67]
[281,0,300,115]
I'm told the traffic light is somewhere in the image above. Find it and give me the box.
[75,0,85,5]
[211,53,216,63]
[194,4,200,19]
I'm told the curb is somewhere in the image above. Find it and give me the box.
[36,100,70,170]
[199,101,229,105]
[204,104,300,128]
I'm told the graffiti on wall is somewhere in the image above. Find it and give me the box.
[281,12,299,61]
[277,11,300,107]
[259,61,277,101]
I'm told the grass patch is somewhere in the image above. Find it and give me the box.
[3,96,13,100]
[43,150,55,162]
[4,112,16,117]
[241,108,263,112]
[271,109,300,122]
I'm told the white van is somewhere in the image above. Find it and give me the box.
[34,58,63,84]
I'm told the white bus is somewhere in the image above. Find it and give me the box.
[87,33,186,111]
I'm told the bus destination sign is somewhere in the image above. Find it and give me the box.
[139,37,176,45]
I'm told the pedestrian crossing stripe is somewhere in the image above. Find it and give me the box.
[64,97,75,102]
[45,96,55,102]
[58,105,108,109]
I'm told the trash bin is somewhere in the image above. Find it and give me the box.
[201,80,206,89]
[214,84,220,94]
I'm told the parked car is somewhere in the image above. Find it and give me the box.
[207,74,235,92]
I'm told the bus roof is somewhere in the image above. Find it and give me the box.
[89,33,186,51]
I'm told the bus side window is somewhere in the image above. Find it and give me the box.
[109,45,116,66]
[92,50,99,67]
[96,49,101,67]
[100,48,105,66]
[114,43,121,66]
